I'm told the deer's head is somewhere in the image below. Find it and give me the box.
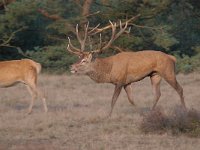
[70,52,94,74]
[67,17,137,75]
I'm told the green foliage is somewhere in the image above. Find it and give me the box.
[29,45,77,74]
[0,0,48,51]
[153,32,179,51]
[176,53,200,74]
[114,35,143,50]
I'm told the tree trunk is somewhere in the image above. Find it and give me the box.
[81,0,93,25]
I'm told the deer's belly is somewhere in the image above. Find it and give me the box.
[125,70,152,83]
[0,80,21,88]
[126,75,145,83]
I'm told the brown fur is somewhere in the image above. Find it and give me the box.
[0,59,48,114]
[71,50,186,116]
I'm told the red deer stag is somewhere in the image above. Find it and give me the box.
[0,59,48,114]
[67,19,186,116]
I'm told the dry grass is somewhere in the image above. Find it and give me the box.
[140,106,200,136]
[0,73,200,150]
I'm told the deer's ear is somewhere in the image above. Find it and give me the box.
[90,52,98,62]
[88,53,93,61]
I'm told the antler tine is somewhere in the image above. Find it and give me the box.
[90,33,102,53]
[88,23,100,35]
[75,23,88,52]
[99,33,102,50]
[120,20,122,29]
[88,36,93,50]
[67,44,82,55]
[100,20,117,51]
[68,37,81,52]
[67,44,74,53]
[127,26,131,33]
[67,37,82,56]
[75,24,81,43]
[113,20,128,41]
[81,22,89,51]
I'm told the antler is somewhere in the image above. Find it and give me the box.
[89,14,140,36]
[91,19,129,54]
[67,37,81,56]
[76,23,89,51]
[67,14,140,55]
[67,22,90,55]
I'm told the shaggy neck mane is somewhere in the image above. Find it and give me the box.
[86,57,112,83]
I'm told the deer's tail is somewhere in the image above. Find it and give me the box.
[168,55,176,62]
[34,62,42,74]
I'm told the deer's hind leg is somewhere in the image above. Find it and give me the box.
[162,67,186,109]
[150,74,162,109]
[25,68,38,114]
[26,82,48,114]
[25,68,48,114]
[26,84,37,114]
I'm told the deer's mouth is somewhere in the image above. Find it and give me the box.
[71,70,77,74]
[70,66,77,74]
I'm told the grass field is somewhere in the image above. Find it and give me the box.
[0,73,200,150]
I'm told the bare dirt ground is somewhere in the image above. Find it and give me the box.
[0,73,200,150]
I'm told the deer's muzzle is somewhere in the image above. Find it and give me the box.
[70,65,77,74]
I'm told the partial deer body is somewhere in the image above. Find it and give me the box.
[0,59,48,114]
[67,17,185,116]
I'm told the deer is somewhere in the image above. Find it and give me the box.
[67,18,186,117]
[0,59,48,114]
